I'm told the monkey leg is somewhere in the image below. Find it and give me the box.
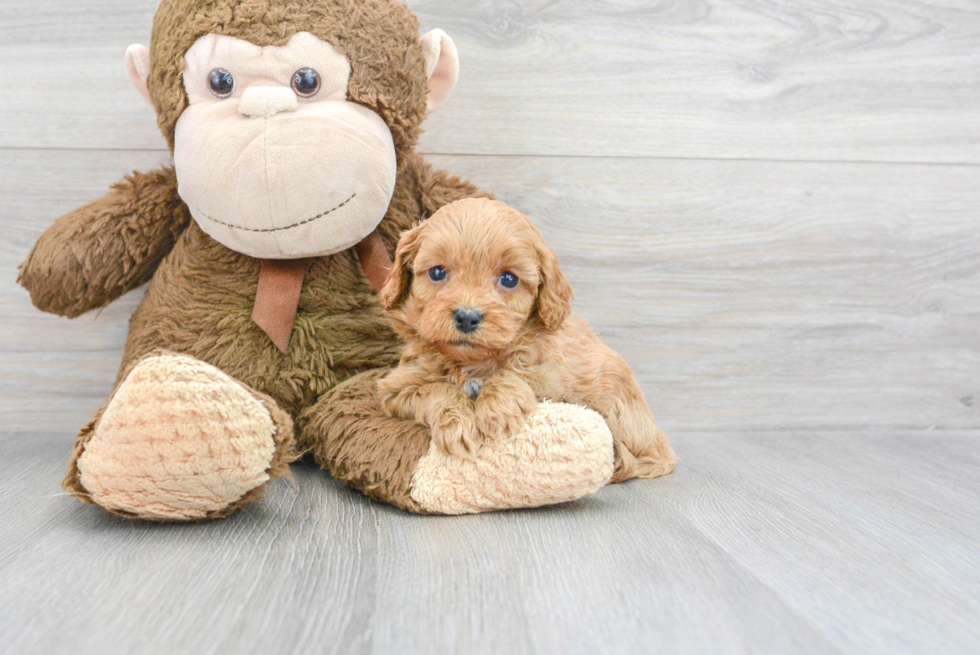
[63,351,295,521]
[297,369,616,515]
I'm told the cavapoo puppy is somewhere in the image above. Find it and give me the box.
[378,198,676,483]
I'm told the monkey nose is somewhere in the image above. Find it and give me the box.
[238,87,299,118]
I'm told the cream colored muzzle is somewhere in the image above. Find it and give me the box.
[238,86,299,118]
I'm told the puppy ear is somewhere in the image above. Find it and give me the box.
[534,242,574,330]
[379,224,425,311]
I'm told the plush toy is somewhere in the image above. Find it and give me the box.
[18,0,667,521]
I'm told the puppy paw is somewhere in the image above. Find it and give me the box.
[475,386,537,441]
[378,387,400,419]
[376,373,419,422]
[431,409,480,459]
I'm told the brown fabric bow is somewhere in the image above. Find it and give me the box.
[251,230,393,354]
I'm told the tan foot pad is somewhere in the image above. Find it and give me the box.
[77,354,278,521]
[409,401,615,515]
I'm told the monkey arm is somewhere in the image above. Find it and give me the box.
[17,166,191,318]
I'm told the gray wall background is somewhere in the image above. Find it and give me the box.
[1,2,978,654]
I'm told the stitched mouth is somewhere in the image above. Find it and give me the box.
[193,193,357,233]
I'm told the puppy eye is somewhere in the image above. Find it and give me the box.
[428,266,448,282]
[208,68,235,98]
[499,272,519,289]
[292,68,321,98]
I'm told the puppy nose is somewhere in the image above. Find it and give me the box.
[238,86,299,118]
[453,307,484,334]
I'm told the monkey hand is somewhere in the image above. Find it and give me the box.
[18,167,189,318]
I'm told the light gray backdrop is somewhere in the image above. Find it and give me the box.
[0,1,978,654]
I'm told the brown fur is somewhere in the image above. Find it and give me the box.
[297,369,432,514]
[149,0,430,153]
[378,199,676,481]
[17,0,493,516]
[17,167,190,318]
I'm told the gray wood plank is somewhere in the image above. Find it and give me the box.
[1,429,977,654]
[0,432,378,655]
[2,1,979,162]
[3,149,978,433]
[3,4,978,655]
[656,430,980,654]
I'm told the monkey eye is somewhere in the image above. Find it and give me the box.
[428,266,448,283]
[499,272,519,289]
[292,68,321,98]
[208,68,235,98]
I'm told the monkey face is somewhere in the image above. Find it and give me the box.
[173,32,398,259]
[124,1,460,260]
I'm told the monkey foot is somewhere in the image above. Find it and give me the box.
[409,401,615,514]
[301,371,616,515]
[74,353,294,521]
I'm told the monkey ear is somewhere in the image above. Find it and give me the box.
[420,29,459,113]
[124,44,153,106]
[534,242,574,330]
[379,224,426,312]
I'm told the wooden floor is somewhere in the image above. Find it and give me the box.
[3,429,979,654]
[1,1,978,653]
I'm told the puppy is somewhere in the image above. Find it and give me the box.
[378,198,676,483]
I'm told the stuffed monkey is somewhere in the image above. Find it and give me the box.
[18,0,626,521]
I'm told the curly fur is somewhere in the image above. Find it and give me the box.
[17,0,647,518]
[18,0,494,515]
[378,199,677,481]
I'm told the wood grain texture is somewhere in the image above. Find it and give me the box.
[0,429,977,654]
[1,1,979,162]
[3,149,977,433]
[2,1,979,653]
